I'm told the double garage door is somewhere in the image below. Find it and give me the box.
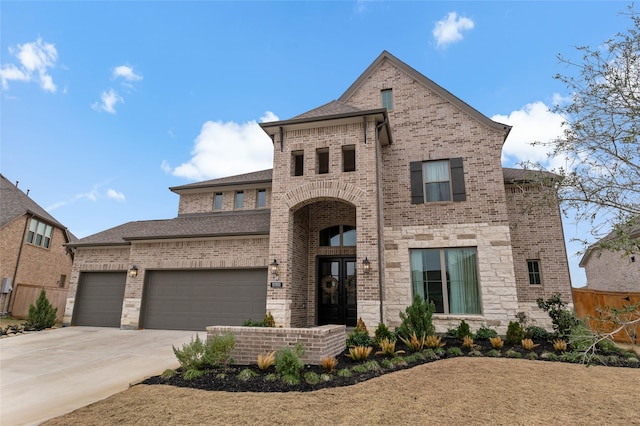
[73,269,267,330]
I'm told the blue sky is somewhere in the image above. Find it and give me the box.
[1,1,633,287]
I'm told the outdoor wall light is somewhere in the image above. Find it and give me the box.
[270,259,279,277]
[128,265,139,278]
[362,257,371,274]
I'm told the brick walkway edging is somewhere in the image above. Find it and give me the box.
[206,324,346,365]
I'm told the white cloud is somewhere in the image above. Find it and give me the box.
[106,188,126,202]
[492,101,567,171]
[433,12,474,48]
[91,88,123,114]
[165,111,278,181]
[0,38,58,92]
[112,65,142,81]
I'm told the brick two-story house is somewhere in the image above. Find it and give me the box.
[64,51,572,333]
[1,174,74,320]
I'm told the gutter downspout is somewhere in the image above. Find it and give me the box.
[8,213,33,315]
[374,119,388,323]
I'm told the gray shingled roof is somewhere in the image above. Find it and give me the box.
[502,168,558,183]
[67,210,271,247]
[291,100,364,120]
[0,173,65,229]
[170,169,273,192]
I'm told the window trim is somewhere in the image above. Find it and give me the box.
[410,247,481,315]
[292,151,304,176]
[319,225,356,247]
[26,218,53,249]
[256,189,266,208]
[317,148,329,175]
[527,260,543,285]
[410,157,466,204]
[213,192,223,211]
[381,88,393,111]
[342,145,356,173]
[234,190,244,209]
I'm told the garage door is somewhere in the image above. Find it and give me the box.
[142,269,267,330]
[73,272,126,327]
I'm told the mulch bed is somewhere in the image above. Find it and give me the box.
[142,337,639,393]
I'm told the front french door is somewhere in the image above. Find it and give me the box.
[318,257,357,326]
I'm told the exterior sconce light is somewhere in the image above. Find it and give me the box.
[270,259,279,277]
[362,257,371,274]
[128,265,139,278]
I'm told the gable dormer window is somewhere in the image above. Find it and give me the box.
[381,88,393,111]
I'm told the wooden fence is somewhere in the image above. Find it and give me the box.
[9,284,68,322]
[572,288,640,343]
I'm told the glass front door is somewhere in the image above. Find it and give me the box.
[318,257,357,326]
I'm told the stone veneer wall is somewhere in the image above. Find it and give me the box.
[207,325,346,365]
[383,223,519,335]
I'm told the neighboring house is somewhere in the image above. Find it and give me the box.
[63,51,573,333]
[579,225,640,292]
[0,174,75,321]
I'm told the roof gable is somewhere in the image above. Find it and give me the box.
[0,174,66,230]
[170,169,273,193]
[338,51,511,135]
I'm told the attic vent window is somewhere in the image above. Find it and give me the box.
[381,88,393,111]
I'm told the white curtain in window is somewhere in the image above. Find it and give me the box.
[446,248,480,314]
[423,161,449,182]
[410,251,425,299]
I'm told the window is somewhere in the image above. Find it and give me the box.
[527,260,542,285]
[410,158,466,204]
[317,149,329,174]
[319,225,357,247]
[214,193,223,210]
[58,274,67,288]
[293,151,304,176]
[256,189,266,208]
[342,145,355,172]
[410,248,480,314]
[235,191,244,209]
[381,88,393,111]
[26,219,53,249]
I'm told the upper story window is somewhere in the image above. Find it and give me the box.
[317,149,329,174]
[342,145,355,172]
[410,157,466,204]
[27,218,53,249]
[213,192,223,210]
[292,151,304,176]
[256,189,266,208]
[527,260,542,285]
[235,191,244,209]
[319,225,356,247]
[381,88,393,111]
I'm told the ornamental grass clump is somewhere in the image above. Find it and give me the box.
[257,351,276,371]
[399,331,426,352]
[553,339,568,352]
[490,336,504,349]
[375,338,405,357]
[346,345,373,362]
[424,335,445,349]
[461,335,474,349]
[521,338,539,351]
[321,356,339,373]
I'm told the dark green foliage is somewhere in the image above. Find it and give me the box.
[455,320,472,340]
[346,330,372,347]
[536,294,579,337]
[474,325,498,341]
[25,289,57,331]
[242,318,266,327]
[397,295,436,339]
[506,321,525,345]
[275,344,304,380]
[504,349,522,359]
[374,322,394,344]
[525,325,552,341]
[172,333,235,379]
[447,347,463,357]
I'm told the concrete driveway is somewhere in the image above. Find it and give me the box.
[0,326,203,426]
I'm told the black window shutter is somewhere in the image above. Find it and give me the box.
[410,161,424,204]
[450,157,466,202]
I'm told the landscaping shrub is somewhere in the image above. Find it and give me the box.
[346,329,372,347]
[374,322,394,344]
[536,293,579,337]
[242,318,266,327]
[525,325,551,341]
[506,321,525,345]
[25,289,57,331]
[397,295,435,339]
[263,312,276,327]
[275,344,304,382]
[172,333,235,379]
[455,320,472,340]
[474,324,498,341]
